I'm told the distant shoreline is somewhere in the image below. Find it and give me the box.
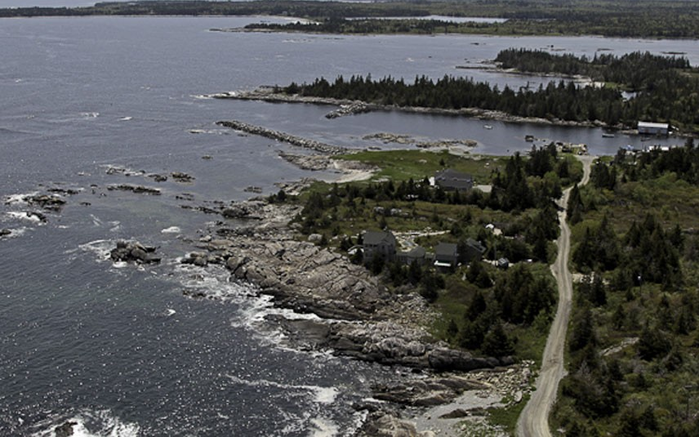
[210,86,607,129]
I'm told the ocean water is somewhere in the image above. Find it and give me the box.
[1,16,697,436]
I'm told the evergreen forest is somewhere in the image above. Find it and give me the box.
[281,50,699,131]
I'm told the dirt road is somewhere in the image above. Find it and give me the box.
[516,155,594,437]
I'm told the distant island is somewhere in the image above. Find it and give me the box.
[2,0,699,39]
[244,50,698,134]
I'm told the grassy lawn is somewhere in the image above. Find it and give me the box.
[336,149,507,184]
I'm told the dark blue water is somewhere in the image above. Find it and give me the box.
[1,16,697,436]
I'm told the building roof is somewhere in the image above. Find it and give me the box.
[435,242,458,257]
[465,238,486,254]
[434,169,474,191]
[638,121,669,129]
[363,230,396,246]
[405,246,427,258]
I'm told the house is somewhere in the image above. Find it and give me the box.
[638,121,669,136]
[434,169,474,192]
[461,238,486,263]
[363,230,397,262]
[434,242,459,269]
[397,246,431,266]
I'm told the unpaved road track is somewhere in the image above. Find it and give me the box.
[516,156,594,437]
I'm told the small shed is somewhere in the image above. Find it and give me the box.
[434,169,474,192]
[638,121,669,136]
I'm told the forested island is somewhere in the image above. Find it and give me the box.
[2,0,699,39]
[278,50,699,132]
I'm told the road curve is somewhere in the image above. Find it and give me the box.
[516,155,594,437]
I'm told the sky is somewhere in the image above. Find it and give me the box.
[0,0,254,8]
[0,0,98,6]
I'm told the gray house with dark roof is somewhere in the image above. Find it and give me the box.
[363,230,397,262]
[434,242,459,269]
[397,246,430,266]
[461,238,486,263]
[435,169,474,192]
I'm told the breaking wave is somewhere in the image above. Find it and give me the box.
[32,409,140,437]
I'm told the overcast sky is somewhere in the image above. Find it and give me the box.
[0,0,99,7]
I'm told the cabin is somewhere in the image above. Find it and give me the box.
[363,230,397,262]
[638,121,669,136]
[434,242,459,270]
[434,169,474,192]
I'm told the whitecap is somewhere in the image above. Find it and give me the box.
[6,211,44,224]
[4,191,38,205]
[80,112,100,119]
[313,387,339,404]
[78,239,114,263]
[309,417,340,437]
[161,226,181,234]
[118,116,133,121]
[32,409,140,437]
[89,214,103,227]
[224,374,337,406]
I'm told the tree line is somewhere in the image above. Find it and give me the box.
[555,145,699,435]
[281,50,699,131]
[5,1,699,39]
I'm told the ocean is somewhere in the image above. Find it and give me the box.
[1,16,696,436]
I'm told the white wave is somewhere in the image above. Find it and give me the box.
[78,239,114,263]
[0,227,26,239]
[313,387,339,404]
[174,263,325,353]
[89,214,103,227]
[101,165,146,177]
[309,417,340,437]
[80,112,100,119]
[4,191,38,205]
[118,116,133,121]
[6,211,43,224]
[33,409,139,437]
[161,226,181,234]
[224,374,338,407]
[188,128,229,135]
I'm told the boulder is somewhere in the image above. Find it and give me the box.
[55,421,78,437]
[26,194,66,211]
[107,184,161,195]
[221,201,265,219]
[110,241,161,264]
[171,172,195,183]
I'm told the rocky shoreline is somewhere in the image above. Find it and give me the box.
[212,86,607,128]
[170,198,523,436]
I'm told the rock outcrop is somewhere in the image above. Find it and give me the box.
[110,241,161,264]
[54,421,78,437]
[188,200,512,374]
[107,184,161,195]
